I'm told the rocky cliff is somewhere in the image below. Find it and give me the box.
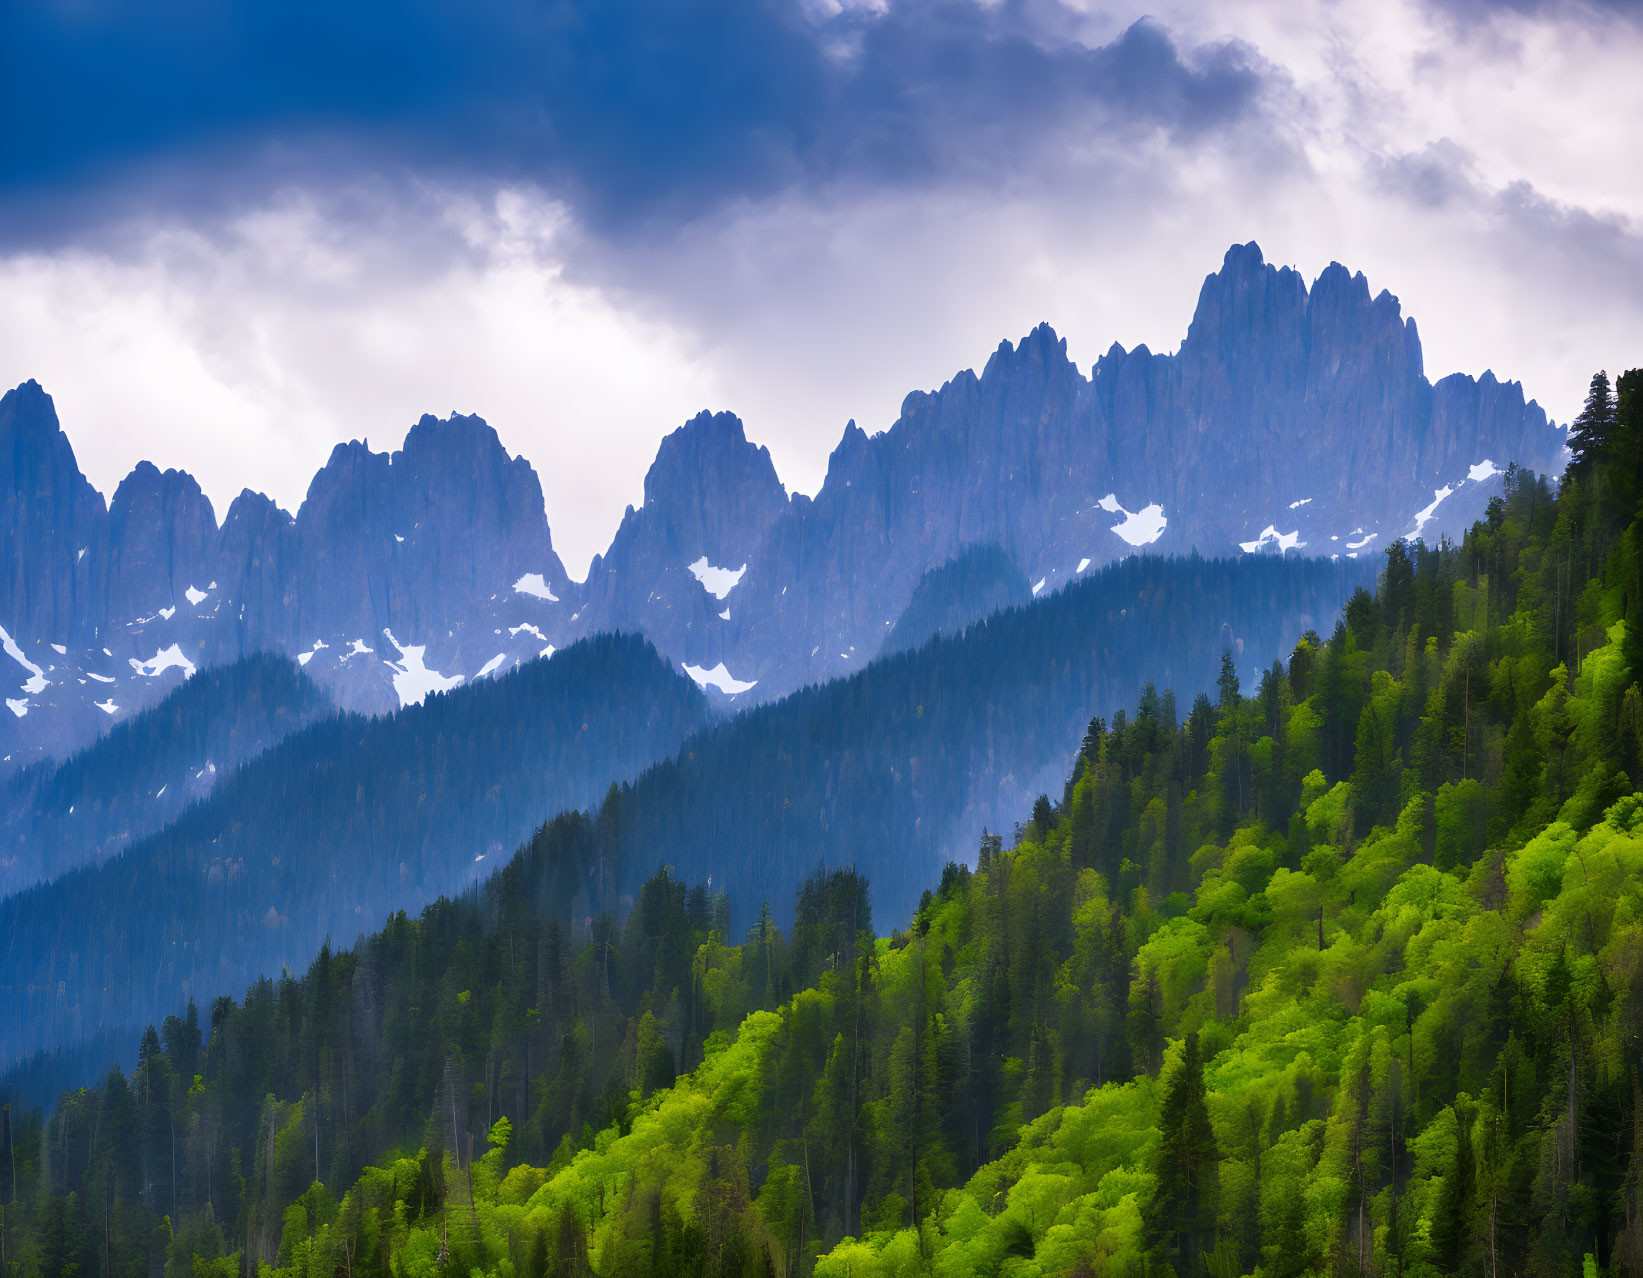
[0,243,1567,771]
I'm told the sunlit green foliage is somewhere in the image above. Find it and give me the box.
[4,367,1643,1276]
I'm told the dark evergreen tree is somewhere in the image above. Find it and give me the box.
[1146,1031,1220,1274]
[1569,370,1617,475]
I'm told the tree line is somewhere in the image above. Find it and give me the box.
[1,362,1639,1275]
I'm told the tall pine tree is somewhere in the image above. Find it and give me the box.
[1147,1031,1221,1274]
[1570,371,1616,475]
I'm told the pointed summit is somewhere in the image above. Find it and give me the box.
[981,322,1076,384]
[602,409,787,587]
[643,410,785,522]
[1183,241,1308,364]
[0,381,109,643]
[107,461,218,623]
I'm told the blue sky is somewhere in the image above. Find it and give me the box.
[2,0,1641,573]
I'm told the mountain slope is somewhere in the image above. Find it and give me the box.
[604,551,1371,933]
[0,633,711,1066]
[709,245,1561,697]
[0,653,330,897]
[880,543,1034,656]
[0,550,1367,1074]
[1,403,1632,1278]
[2,243,1563,767]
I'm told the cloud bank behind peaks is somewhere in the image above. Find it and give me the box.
[0,0,1266,242]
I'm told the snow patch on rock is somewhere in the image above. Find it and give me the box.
[1468,460,1501,483]
[476,653,508,678]
[688,557,747,600]
[513,572,559,601]
[95,699,118,715]
[0,624,50,694]
[1097,494,1167,546]
[682,661,758,695]
[1408,485,1456,539]
[381,629,463,707]
[130,644,197,679]
[1239,526,1305,555]
[186,584,209,605]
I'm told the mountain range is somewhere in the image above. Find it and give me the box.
[0,549,1366,1073]
[0,242,1564,776]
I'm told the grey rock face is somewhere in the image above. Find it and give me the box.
[0,401,575,769]
[0,382,108,646]
[578,411,788,669]
[106,462,218,627]
[0,243,1568,770]
[679,243,1562,698]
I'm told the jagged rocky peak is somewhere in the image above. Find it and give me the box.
[288,412,565,640]
[390,411,563,584]
[639,410,787,560]
[106,461,219,623]
[960,323,1084,422]
[213,489,296,644]
[1305,260,1423,380]
[983,321,1076,379]
[397,411,541,506]
[1181,241,1309,370]
[0,380,109,643]
[295,413,557,562]
[298,437,393,525]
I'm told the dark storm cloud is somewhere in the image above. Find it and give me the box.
[0,0,1264,245]
[1421,0,1641,21]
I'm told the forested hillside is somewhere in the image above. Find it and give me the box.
[878,544,1032,657]
[0,549,1364,1080]
[608,550,1366,933]
[1,367,1635,1278]
[0,635,712,1072]
[0,654,331,897]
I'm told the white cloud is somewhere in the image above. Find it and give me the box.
[0,191,722,577]
[1,0,1639,584]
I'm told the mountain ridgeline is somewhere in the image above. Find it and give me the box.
[0,549,1369,1077]
[1,242,1562,771]
[0,357,1636,1278]
[603,549,1370,936]
[0,653,331,897]
[0,634,713,1069]
[879,544,1033,657]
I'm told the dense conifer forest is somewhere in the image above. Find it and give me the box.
[0,550,1361,1082]
[1,366,1639,1277]
[0,636,714,1072]
[607,548,1365,934]
[0,654,332,897]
